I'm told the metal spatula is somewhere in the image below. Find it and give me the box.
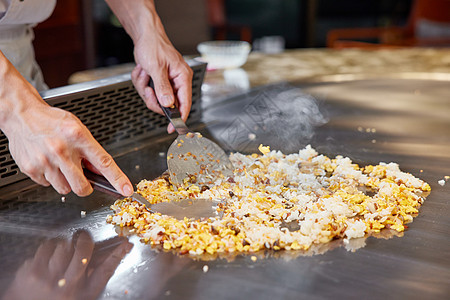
[159,105,234,187]
[84,169,224,220]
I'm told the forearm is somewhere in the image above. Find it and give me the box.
[104,0,170,45]
[0,50,47,136]
[106,0,193,132]
[0,51,132,197]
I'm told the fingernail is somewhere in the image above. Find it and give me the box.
[139,70,146,78]
[123,184,133,196]
[161,95,173,106]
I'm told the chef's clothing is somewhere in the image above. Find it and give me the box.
[0,0,56,90]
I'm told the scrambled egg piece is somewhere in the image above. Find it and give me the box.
[258,144,271,155]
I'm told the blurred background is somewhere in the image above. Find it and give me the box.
[32,0,449,88]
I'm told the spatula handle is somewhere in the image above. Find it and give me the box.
[149,79,191,135]
[83,169,122,197]
[159,106,191,135]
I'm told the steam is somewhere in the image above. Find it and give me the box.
[216,83,328,153]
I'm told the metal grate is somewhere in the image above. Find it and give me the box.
[0,60,206,187]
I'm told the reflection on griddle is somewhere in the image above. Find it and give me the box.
[114,221,403,262]
[3,230,132,300]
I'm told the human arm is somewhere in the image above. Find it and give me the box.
[0,50,133,196]
[105,0,193,133]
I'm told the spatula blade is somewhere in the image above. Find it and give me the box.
[167,132,233,187]
[151,198,225,220]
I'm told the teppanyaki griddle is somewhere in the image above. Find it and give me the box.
[0,72,449,300]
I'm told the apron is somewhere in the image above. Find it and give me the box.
[0,0,56,91]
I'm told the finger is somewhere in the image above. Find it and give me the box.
[64,231,94,283]
[174,73,192,123]
[45,168,71,195]
[142,84,173,133]
[133,65,151,98]
[19,154,51,187]
[150,67,175,108]
[82,142,133,197]
[81,159,100,175]
[30,174,51,187]
[48,239,73,281]
[59,162,93,197]
[143,86,164,115]
[132,64,152,108]
[130,64,142,84]
[167,123,175,134]
[30,239,58,276]
[86,239,133,295]
[53,117,132,196]
[132,66,165,115]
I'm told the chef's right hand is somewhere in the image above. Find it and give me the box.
[0,53,133,197]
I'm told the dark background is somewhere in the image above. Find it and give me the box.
[33,0,413,88]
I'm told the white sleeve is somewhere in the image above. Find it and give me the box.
[0,0,56,26]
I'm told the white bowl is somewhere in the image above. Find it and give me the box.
[197,41,251,70]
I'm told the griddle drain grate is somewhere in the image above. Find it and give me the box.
[0,60,206,187]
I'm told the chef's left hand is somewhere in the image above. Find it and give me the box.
[104,0,193,134]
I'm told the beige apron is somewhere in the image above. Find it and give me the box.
[0,0,56,91]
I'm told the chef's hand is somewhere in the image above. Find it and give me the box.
[105,0,193,134]
[131,43,193,134]
[0,53,133,197]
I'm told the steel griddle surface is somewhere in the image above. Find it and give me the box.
[0,74,449,299]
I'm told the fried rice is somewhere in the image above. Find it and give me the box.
[107,145,430,256]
